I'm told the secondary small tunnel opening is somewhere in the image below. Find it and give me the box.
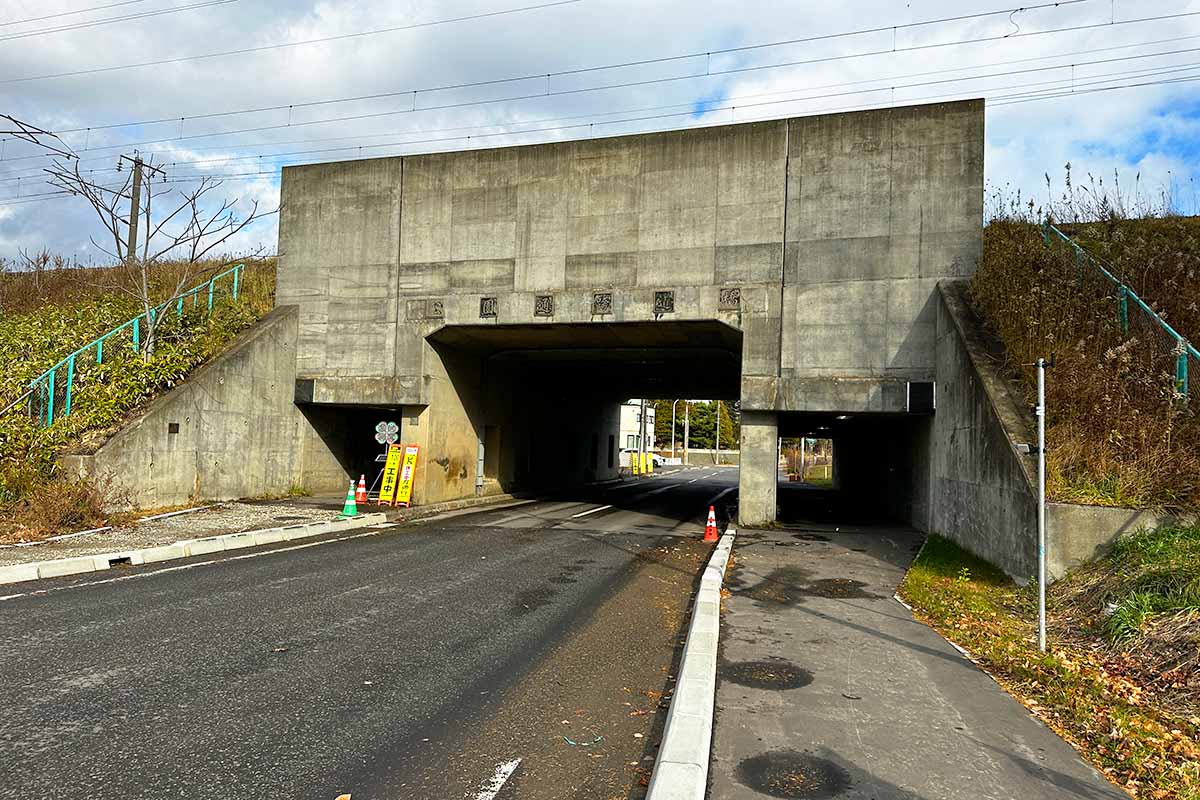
[777,411,932,530]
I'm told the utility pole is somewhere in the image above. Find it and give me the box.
[800,436,806,482]
[119,152,165,264]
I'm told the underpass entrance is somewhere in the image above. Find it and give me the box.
[427,320,742,495]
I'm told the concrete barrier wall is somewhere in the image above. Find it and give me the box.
[63,307,345,509]
[932,281,1039,579]
[1047,504,1198,579]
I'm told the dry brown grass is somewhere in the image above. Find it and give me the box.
[973,218,1199,510]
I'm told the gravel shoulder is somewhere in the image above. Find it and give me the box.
[0,501,341,566]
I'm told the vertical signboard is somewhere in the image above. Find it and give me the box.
[395,445,421,507]
[377,444,403,505]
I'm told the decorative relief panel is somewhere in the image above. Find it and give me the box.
[654,291,675,315]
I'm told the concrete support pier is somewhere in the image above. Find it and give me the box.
[738,411,779,526]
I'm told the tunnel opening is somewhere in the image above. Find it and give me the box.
[427,320,742,498]
[777,411,932,531]
[298,402,423,494]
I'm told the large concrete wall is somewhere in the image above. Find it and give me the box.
[276,100,985,519]
[63,307,345,509]
[932,281,1039,579]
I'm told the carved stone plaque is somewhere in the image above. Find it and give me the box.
[534,294,554,317]
[719,287,742,311]
[592,292,613,315]
[479,297,498,318]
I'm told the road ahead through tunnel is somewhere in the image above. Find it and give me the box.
[0,467,737,800]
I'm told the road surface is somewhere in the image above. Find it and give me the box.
[0,467,736,800]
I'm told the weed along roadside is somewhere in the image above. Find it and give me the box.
[899,531,1200,799]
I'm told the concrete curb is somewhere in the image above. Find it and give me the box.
[0,513,388,586]
[645,527,736,800]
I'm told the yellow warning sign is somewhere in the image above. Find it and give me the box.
[395,444,421,507]
[378,444,403,505]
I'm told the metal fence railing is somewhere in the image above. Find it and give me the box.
[1042,222,1199,406]
[0,264,245,426]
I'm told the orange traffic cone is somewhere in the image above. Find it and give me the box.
[704,505,718,542]
[355,474,367,504]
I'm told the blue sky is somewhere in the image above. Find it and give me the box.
[2,0,1200,258]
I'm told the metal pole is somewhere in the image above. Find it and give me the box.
[671,399,678,461]
[684,402,690,466]
[1037,357,1047,653]
[639,398,647,477]
[800,436,805,482]
[715,401,721,465]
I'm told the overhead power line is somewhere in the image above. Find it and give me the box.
[1,28,1191,179]
[0,0,239,42]
[1,0,584,84]
[7,66,1199,212]
[33,5,1200,157]
[9,56,1200,199]
[39,4,1194,140]
[3,39,1191,184]
[1,0,150,27]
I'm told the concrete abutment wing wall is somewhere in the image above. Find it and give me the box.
[63,306,346,509]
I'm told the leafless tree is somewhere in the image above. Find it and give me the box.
[46,156,273,359]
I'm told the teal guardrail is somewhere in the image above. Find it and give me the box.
[2,263,244,426]
[1042,221,1198,402]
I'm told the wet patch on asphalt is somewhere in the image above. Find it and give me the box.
[729,566,881,605]
[720,658,813,690]
[736,751,851,798]
[511,587,557,615]
[794,578,878,599]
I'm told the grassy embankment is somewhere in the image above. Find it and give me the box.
[0,259,276,541]
[973,210,1199,510]
[901,532,1200,799]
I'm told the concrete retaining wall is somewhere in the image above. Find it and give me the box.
[932,281,1039,579]
[63,306,345,509]
[1047,504,1198,578]
[929,281,1195,580]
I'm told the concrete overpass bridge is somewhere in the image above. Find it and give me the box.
[276,98,982,531]
[78,98,1069,578]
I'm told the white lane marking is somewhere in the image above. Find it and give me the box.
[473,759,521,800]
[687,478,698,484]
[570,504,613,519]
[0,527,391,601]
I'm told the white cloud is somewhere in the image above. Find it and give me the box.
[3,0,1200,259]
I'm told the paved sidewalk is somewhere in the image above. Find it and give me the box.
[710,525,1127,800]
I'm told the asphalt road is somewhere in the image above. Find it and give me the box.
[0,466,736,800]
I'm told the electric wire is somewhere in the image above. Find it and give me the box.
[3,30,1198,184]
[8,60,1200,203]
[0,0,584,84]
[1,0,151,27]
[8,27,1195,176]
[27,6,1198,160]
[0,0,239,42]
